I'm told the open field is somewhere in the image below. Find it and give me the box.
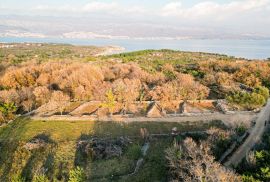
[0,117,224,181]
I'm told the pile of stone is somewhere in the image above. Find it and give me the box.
[34,101,68,116]
[147,102,166,118]
[77,137,132,160]
[24,134,53,150]
[216,100,231,114]
[24,138,47,150]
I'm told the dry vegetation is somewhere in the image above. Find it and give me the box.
[0,44,270,123]
[166,137,241,182]
[1,44,269,181]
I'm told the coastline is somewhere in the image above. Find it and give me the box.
[1,37,269,59]
[96,45,125,56]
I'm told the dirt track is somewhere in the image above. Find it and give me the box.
[224,100,270,167]
[31,111,256,127]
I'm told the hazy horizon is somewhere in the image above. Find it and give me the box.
[1,0,270,40]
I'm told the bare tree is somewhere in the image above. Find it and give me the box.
[22,100,34,113]
[112,78,141,114]
[166,138,241,182]
[33,86,51,106]
[51,91,70,115]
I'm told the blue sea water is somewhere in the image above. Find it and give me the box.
[1,37,270,60]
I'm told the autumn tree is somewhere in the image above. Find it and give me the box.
[149,83,175,109]
[51,91,70,115]
[0,67,37,89]
[33,86,51,106]
[234,67,261,87]
[19,87,35,113]
[215,72,234,86]
[112,78,141,114]
[0,89,20,106]
[74,85,91,101]
[174,73,209,100]
[100,89,116,116]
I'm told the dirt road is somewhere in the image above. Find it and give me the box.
[224,100,270,167]
[30,112,256,127]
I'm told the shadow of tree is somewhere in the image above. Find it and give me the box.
[21,133,56,181]
[42,152,55,180]
[0,117,30,181]
[74,134,93,168]
[73,121,139,181]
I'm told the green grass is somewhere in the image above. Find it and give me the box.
[0,117,224,181]
[0,118,223,142]
[122,138,171,182]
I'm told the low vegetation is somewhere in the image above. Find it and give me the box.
[0,44,270,121]
[166,137,241,181]
[0,102,17,123]
[0,118,224,181]
[226,86,269,110]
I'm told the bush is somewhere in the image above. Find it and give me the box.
[32,175,49,182]
[68,167,86,182]
[226,91,266,110]
[163,70,176,81]
[0,102,17,122]
[0,111,5,124]
[126,144,142,160]
[254,86,269,100]
[10,174,25,182]
[235,125,247,136]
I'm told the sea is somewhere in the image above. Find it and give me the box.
[1,37,270,60]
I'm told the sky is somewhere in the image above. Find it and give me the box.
[0,0,270,39]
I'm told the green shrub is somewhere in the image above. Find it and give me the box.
[226,91,266,110]
[235,125,247,136]
[32,174,49,182]
[126,144,142,160]
[163,70,176,81]
[85,56,97,62]
[0,102,17,122]
[11,174,25,182]
[254,86,269,100]
[68,167,86,182]
[262,79,270,89]
[212,138,232,159]
[242,175,260,182]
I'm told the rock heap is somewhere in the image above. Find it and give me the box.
[24,138,47,150]
[77,137,132,160]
